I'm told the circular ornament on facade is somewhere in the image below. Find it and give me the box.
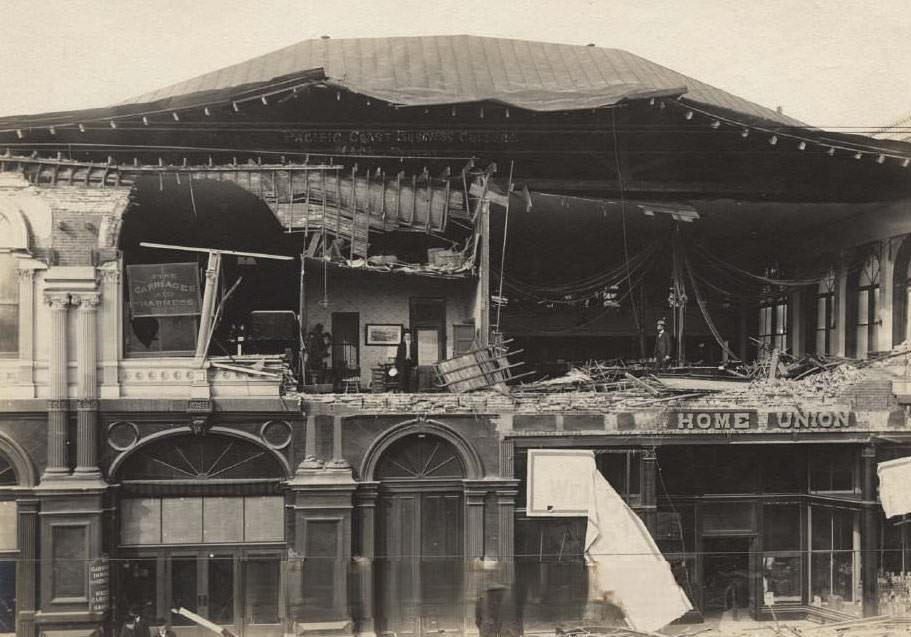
[107,421,140,451]
[260,420,293,450]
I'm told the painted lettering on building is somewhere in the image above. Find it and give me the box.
[670,411,757,430]
[772,411,854,429]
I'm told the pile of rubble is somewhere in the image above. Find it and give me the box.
[709,341,911,406]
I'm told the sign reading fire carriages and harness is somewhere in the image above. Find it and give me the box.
[127,263,201,318]
[666,409,858,431]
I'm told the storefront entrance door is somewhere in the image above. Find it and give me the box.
[377,491,464,637]
[118,550,282,637]
[699,536,759,621]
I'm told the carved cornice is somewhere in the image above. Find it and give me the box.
[98,266,121,284]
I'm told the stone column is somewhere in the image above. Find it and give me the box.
[43,292,71,479]
[641,448,658,535]
[354,483,379,637]
[300,415,324,469]
[861,445,879,617]
[73,293,101,478]
[327,416,351,469]
[16,498,38,637]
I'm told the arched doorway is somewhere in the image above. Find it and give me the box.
[374,433,467,637]
[112,431,288,637]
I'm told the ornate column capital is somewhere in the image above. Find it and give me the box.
[72,292,101,310]
[44,292,71,310]
[98,266,121,284]
[17,267,36,281]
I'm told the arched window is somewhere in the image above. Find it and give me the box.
[0,212,20,357]
[855,253,880,357]
[374,433,466,480]
[815,269,837,355]
[118,433,286,483]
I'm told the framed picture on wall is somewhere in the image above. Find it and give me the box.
[365,323,403,346]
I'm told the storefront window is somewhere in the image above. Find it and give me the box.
[0,559,13,633]
[811,507,860,616]
[810,447,856,494]
[655,507,697,602]
[125,311,198,356]
[597,450,641,502]
[762,504,802,603]
[115,558,157,627]
[515,517,587,627]
[245,558,280,625]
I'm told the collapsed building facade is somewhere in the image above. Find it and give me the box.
[0,35,910,636]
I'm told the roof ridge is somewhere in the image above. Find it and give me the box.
[110,34,804,127]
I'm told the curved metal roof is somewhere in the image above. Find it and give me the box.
[125,34,805,125]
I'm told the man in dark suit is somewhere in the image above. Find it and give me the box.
[654,318,673,369]
[395,329,417,392]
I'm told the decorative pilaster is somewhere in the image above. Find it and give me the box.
[499,437,515,478]
[641,448,658,535]
[861,445,879,617]
[97,264,121,397]
[73,293,101,478]
[43,292,71,479]
[17,267,37,389]
[354,483,379,637]
[496,487,517,584]
[463,486,488,633]
[16,498,38,637]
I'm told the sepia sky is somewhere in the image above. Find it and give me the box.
[0,0,908,131]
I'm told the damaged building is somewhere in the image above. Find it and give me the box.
[0,35,910,636]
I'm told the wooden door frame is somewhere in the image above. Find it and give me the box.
[376,480,467,637]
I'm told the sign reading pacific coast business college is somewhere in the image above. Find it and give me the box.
[127,263,201,318]
[667,409,857,431]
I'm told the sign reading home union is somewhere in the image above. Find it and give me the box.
[667,410,856,431]
[670,410,758,430]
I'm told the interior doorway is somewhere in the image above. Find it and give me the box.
[701,537,752,619]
